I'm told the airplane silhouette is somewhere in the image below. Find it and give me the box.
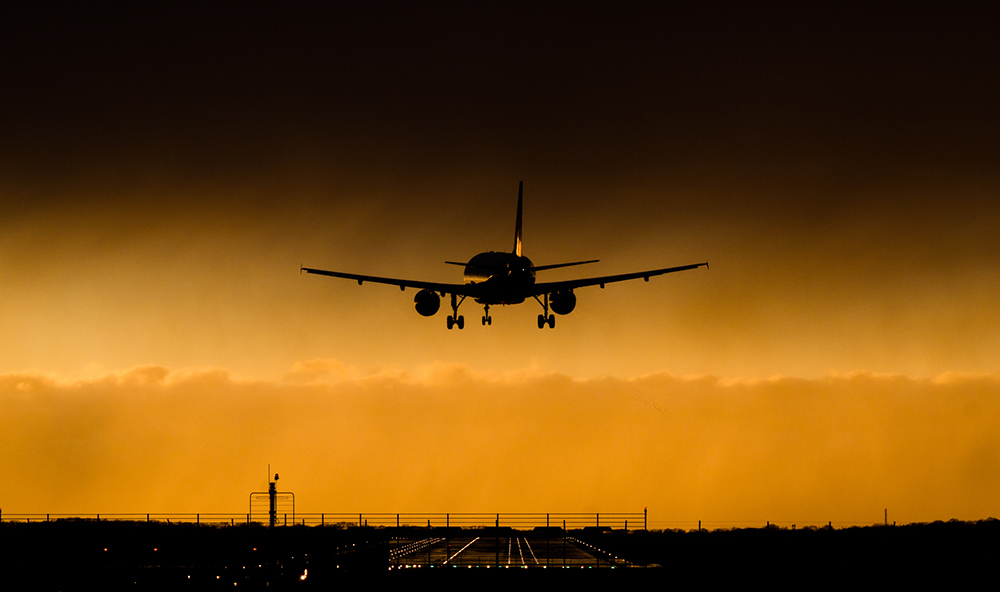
[301,182,708,329]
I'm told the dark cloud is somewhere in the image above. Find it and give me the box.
[3,3,998,186]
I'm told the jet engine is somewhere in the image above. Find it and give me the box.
[414,289,441,316]
[550,290,576,315]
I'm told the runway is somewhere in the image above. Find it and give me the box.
[390,534,626,569]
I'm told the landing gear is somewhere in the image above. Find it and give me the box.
[482,304,492,326]
[533,293,556,329]
[447,293,466,330]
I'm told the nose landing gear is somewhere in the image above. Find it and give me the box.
[481,303,492,326]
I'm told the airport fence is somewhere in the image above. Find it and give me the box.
[0,511,646,530]
[0,512,885,530]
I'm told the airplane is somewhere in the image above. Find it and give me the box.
[301,182,708,329]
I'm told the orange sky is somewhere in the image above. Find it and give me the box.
[4,365,1000,526]
[1,4,999,524]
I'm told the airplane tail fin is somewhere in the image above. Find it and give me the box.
[513,181,523,257]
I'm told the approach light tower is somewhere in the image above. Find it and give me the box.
[269,473,279,528]
[250,467,294,527]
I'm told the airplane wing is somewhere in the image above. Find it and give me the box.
[300,267,482,297]
[526,262,708,296]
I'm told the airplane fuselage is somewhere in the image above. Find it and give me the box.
[463,251,535,305]
[301,180,708,329]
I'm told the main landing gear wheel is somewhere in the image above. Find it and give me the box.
[534,293,556,328]
[446,293,467,330]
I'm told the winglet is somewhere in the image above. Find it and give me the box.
[513,181,523,257]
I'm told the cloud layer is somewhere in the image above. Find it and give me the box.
[3,362,998,526]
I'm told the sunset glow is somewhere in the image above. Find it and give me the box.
[1,4,998,526]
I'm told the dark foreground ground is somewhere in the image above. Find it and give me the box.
[2,518,997,589]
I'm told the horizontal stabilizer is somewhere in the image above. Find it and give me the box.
[531,259,599,272]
